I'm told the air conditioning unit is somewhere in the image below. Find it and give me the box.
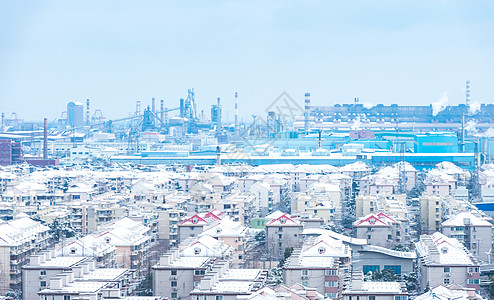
[301,276,309,280]
[172,287,178,291]
[445,273,450,277]
[170,277,178,280]
[468,273,473,277]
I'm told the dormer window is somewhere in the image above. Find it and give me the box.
[280,218,286,224]
[194,247,201,255]
[192,218,198,224]
[369,218,375,224]
[318,247,326,254]
[216,228,222,234]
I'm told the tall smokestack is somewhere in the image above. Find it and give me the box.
[152,98,156,114]
[234,92,239,138]
[160,100,165,125]
[304,93,311,132]
[86,99,90,126]
[1,113,4,132]
[466,80,471,106]
[216,97,222,135]
[180,99,185,118]
[43,118,48,160]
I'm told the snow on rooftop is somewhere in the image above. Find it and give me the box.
[169,256,210,268]
[416,232,476,266]
[29,256,88,268]
[79,268,129,281]
[358,281,403,294]
[442,212,492,227]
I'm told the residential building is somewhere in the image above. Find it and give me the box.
[441,212,493,262]
[415,232,480,290]
[0,216,51,295]
[283,235,350,299]
[265,212,303,260]
[342,272,408,300]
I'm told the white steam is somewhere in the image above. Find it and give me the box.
[465,120,478,134]
[432,92,448,116]
[479,127,494,138]
[469,101,481,115]
[362,102,374,109]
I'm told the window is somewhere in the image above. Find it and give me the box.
[468,267,479,273]
[64,296,71,300]
[363,265,380,274]
[40,281,47,287]
[369,296,376,300]
[325,281,337,287]
[468,279,480,285]
[384,265,401,275]
[301,280,309,287]
[444,278,450,284]
[171,270,177,276]
[301,270,309,276]
[171,292,177,299]
[325,293,338,299]
[325,269,337,276]
[215,296,223,300]
[40,270,47,276]
[171,281,177,287]
[443,267,450,273]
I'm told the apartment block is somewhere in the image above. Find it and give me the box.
[415,232,480,290]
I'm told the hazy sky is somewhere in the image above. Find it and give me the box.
[1,0,493,122]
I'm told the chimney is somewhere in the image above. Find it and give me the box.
[466,80,471,106]
[351,271,363,290]
[152,97,156,114]
[216,97,222,135]
[200,275,214,290]
[180,99,185,118]
[86,99,90,126]
[43,118,48,160]
[73,266,83,278]
[159,254,171,266]
[50,277,64,290]
[234,92,239,138]
[1,112,4,132]
[304,93,310,133]
[160,99,165,125]
[30,255,41,266]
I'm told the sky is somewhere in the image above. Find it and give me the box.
[0,0,493,123]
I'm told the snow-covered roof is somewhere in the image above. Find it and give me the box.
[181,235,232,258]
[414,285,485,300]
[442,212,492,227]
[302,228,367,246]
[416,232,478,266]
